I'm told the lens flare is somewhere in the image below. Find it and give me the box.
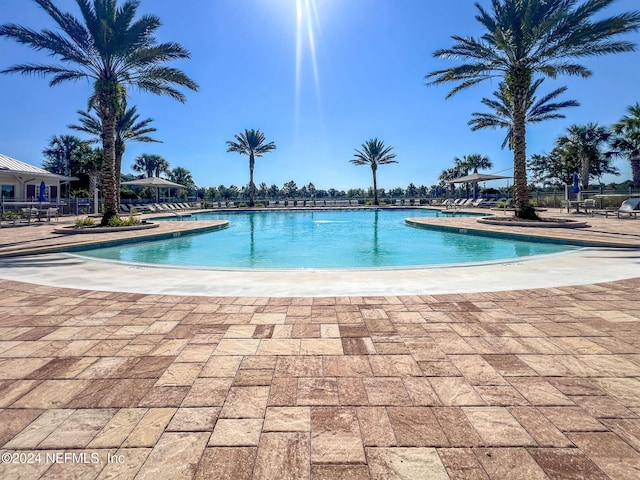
[294,0,323,127]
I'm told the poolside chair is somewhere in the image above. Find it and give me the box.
[582,199,595,215]
[617,197,640,218]
[46,208,59,222]
[120,204,130,213]
[471,198,485,208]
[21,207,37,223]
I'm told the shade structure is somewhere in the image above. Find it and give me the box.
[121,176,185,202]
[444,172,511,184]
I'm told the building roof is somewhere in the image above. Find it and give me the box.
[0,152,67,179]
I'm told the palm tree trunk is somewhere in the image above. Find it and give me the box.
[581,155,590,191]
[249,153,255,207]
[372,168,379,206]
[632,156,640,189]
[510,72,534,219]
[98,80,122,225]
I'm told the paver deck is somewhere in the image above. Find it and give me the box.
[0,210,639,478]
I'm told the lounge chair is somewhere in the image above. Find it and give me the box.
[21,208,37,223]
[617,197,640,218]
[471,198,485,207]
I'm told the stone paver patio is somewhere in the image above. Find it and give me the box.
[0,210,639,478]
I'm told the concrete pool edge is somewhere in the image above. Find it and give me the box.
[0,247,638,297]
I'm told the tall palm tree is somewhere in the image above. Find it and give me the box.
[0,0,198,224]
[470,79,579,150]
[456,153,493,198]
[611,103,640,188]
[69,102,161,193]
[226,129,277,207]
[438,166,463,197]
[132,154,170,178]
[169,167,195,198]
[556,124,613,190]
[350,138,397,206]
[426,0,640,219]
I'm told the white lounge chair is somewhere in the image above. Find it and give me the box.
[617,197,640,218]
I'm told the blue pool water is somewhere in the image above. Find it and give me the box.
[77,209,575,268]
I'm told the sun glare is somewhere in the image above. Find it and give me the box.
[295,0,323,125]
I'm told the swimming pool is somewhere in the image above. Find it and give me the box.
[76,209,576,269]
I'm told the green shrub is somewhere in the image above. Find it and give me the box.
[238,202,247,207]
[496,202,505,208]
[107,216,141,227]
[2,211,20,220]
[255,203,264,207]
[75,217,95,227]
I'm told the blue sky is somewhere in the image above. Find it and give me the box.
[0,0,638,191]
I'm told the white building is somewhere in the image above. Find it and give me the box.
[0,152,74,204]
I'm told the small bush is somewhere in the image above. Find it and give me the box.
[107,216,141,227]
[238,202,247,207]
[496,202,505,208]
[2,211,20,220]
[255,203,264,207]
[75,217,95,227]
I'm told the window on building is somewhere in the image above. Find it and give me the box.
[1,185,15,199]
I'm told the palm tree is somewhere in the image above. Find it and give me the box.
[169,167,195,198]
[132,154,170,178]
[69,102,161,193]
[556,124,612,190]
[350,138,397,206]
[470,79,579,150]
[611,103,640,188]
[226,129,277,207]
[0,0,198,224]
[42,134,85,201]
[456,153,493,198]
[426,0,640,219]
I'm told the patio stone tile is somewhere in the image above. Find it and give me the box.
[320,324,340,338]
[429,377,485,406]
[474,448,549,480]
[233,368,274,386]
[310,465,370,480]
[437,448,489,480]
[449,355,507,385]
[0,358,51,379]
[200,355,242,377]
[38,408,115,448]
[275,356,323,376]
[508,407,573,447]
[253,432,309,480]
[363,377,411,406]
[432,407,483,447]
[264,406,310,432]
[223,325,256,338]
[403,377,441,406]
[11,379,90,408]
[138,386,189,407]
[416,360,460,377]
[0,380,40,408]
[269,377,297,406]
[88,408,148,448]
[463,407,536,447]
[596,378,640,406]
[300,339,343,355]
[475,385,529,406]
[527,448,609,480]
[135,432,209,480]
[25,357,96,379]
[95,447,151,480]
[182,377,233,407]
[0,408,42,447]
[311,407,365,464]
[539,406,607,432]
[366,447,449,480]
[337,377,368,406]
[194,447,257,480]
[547,377,606,396]
[341,338,376,355]
[323,356,372,377]
[567,432,640,480]
[122,408,176,448]
[68,378,156,408]
[125,356,175,379]
[167,407,219,432]
[256,339,300,356]
[508,377,574,406]
[220,386,269,418]
[571,394,638,418]
[298,377,339,406]
[174,344,216,363]
[212,338,260,356]
[208,418,263,446]
[387,407,449,447]
[39,449,110,479]
[155,362,204,387]
[3,409,74,449]
[338,325,368,337]
[356,407,396,447]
